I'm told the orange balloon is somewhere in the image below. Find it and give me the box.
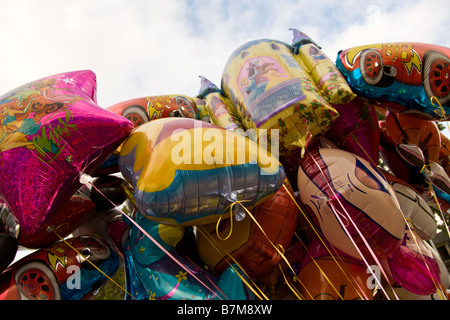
[298,239,373,300]
[196,181,298,277]
[383,111,441,162]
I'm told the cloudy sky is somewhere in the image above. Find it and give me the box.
[0,0,448,109]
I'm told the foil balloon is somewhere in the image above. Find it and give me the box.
[380,111,450,194]
[118,118,285,226]
[336,42,450,120]
[221,37,340,156]
[0,70,133,233]
[290,28,355,104]
[297,238,373,300]
[123,212,252,300]
[197,76,246,135]
[382,170,437,240]
[107,94,199,128]
[0,235,119,300]
[0,234,17,275]
[13,188,94,249]
[325,97,380,165]
[297,144,405,260]
[383,228,441,296]
[382,111,441,164]
[195,181,298,277]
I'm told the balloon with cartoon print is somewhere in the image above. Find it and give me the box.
[122,212,252,300]
[221,31,353,156]
[0,234,119,300]
[380,111,450,194]
[381,170,437,241]
[0,70,133,233]
[336,42,450,120]
[297,142,405,260]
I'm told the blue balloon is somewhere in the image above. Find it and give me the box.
[123,212,253,300]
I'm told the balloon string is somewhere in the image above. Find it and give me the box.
[403,218,445,300]
[350,133,379,168]
[304,148,399,300]
[328,202,396,300]
[180,253,230,300]
[48,226,137,300]
[425,177,450,237]
[233,201,310,300]
[227,199,308,297]
[81,174,223,300]
[278,265,304,300]
[351,124,444,299]
[196,225,270,300]
[282,184,369,299]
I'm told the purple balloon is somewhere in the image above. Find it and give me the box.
[0,70,133,233]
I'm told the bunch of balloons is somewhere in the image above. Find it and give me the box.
[1,29,449,300]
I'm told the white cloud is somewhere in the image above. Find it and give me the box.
[0,0,448,108]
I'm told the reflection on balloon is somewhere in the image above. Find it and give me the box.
[0,70,133,233]
[336,42,450,120]
[123,212,252,300]
[298,144,405,259]
[119,118,285,226]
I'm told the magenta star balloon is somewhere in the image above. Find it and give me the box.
[0,70,133,233]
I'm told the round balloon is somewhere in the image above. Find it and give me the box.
[0,70,133,233]
[380,112,450,194]
[383,111,441,164]
[118,117,285,226]
[336,42,450,120]
[297,144,405,259]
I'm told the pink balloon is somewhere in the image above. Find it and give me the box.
[0,70,133,233]
[386,230,441,295]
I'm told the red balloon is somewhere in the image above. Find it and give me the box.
[17,189,95,249]
[326,97,380,166]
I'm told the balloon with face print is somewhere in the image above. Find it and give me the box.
[0,70,133,233]
[297,143,405,260]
